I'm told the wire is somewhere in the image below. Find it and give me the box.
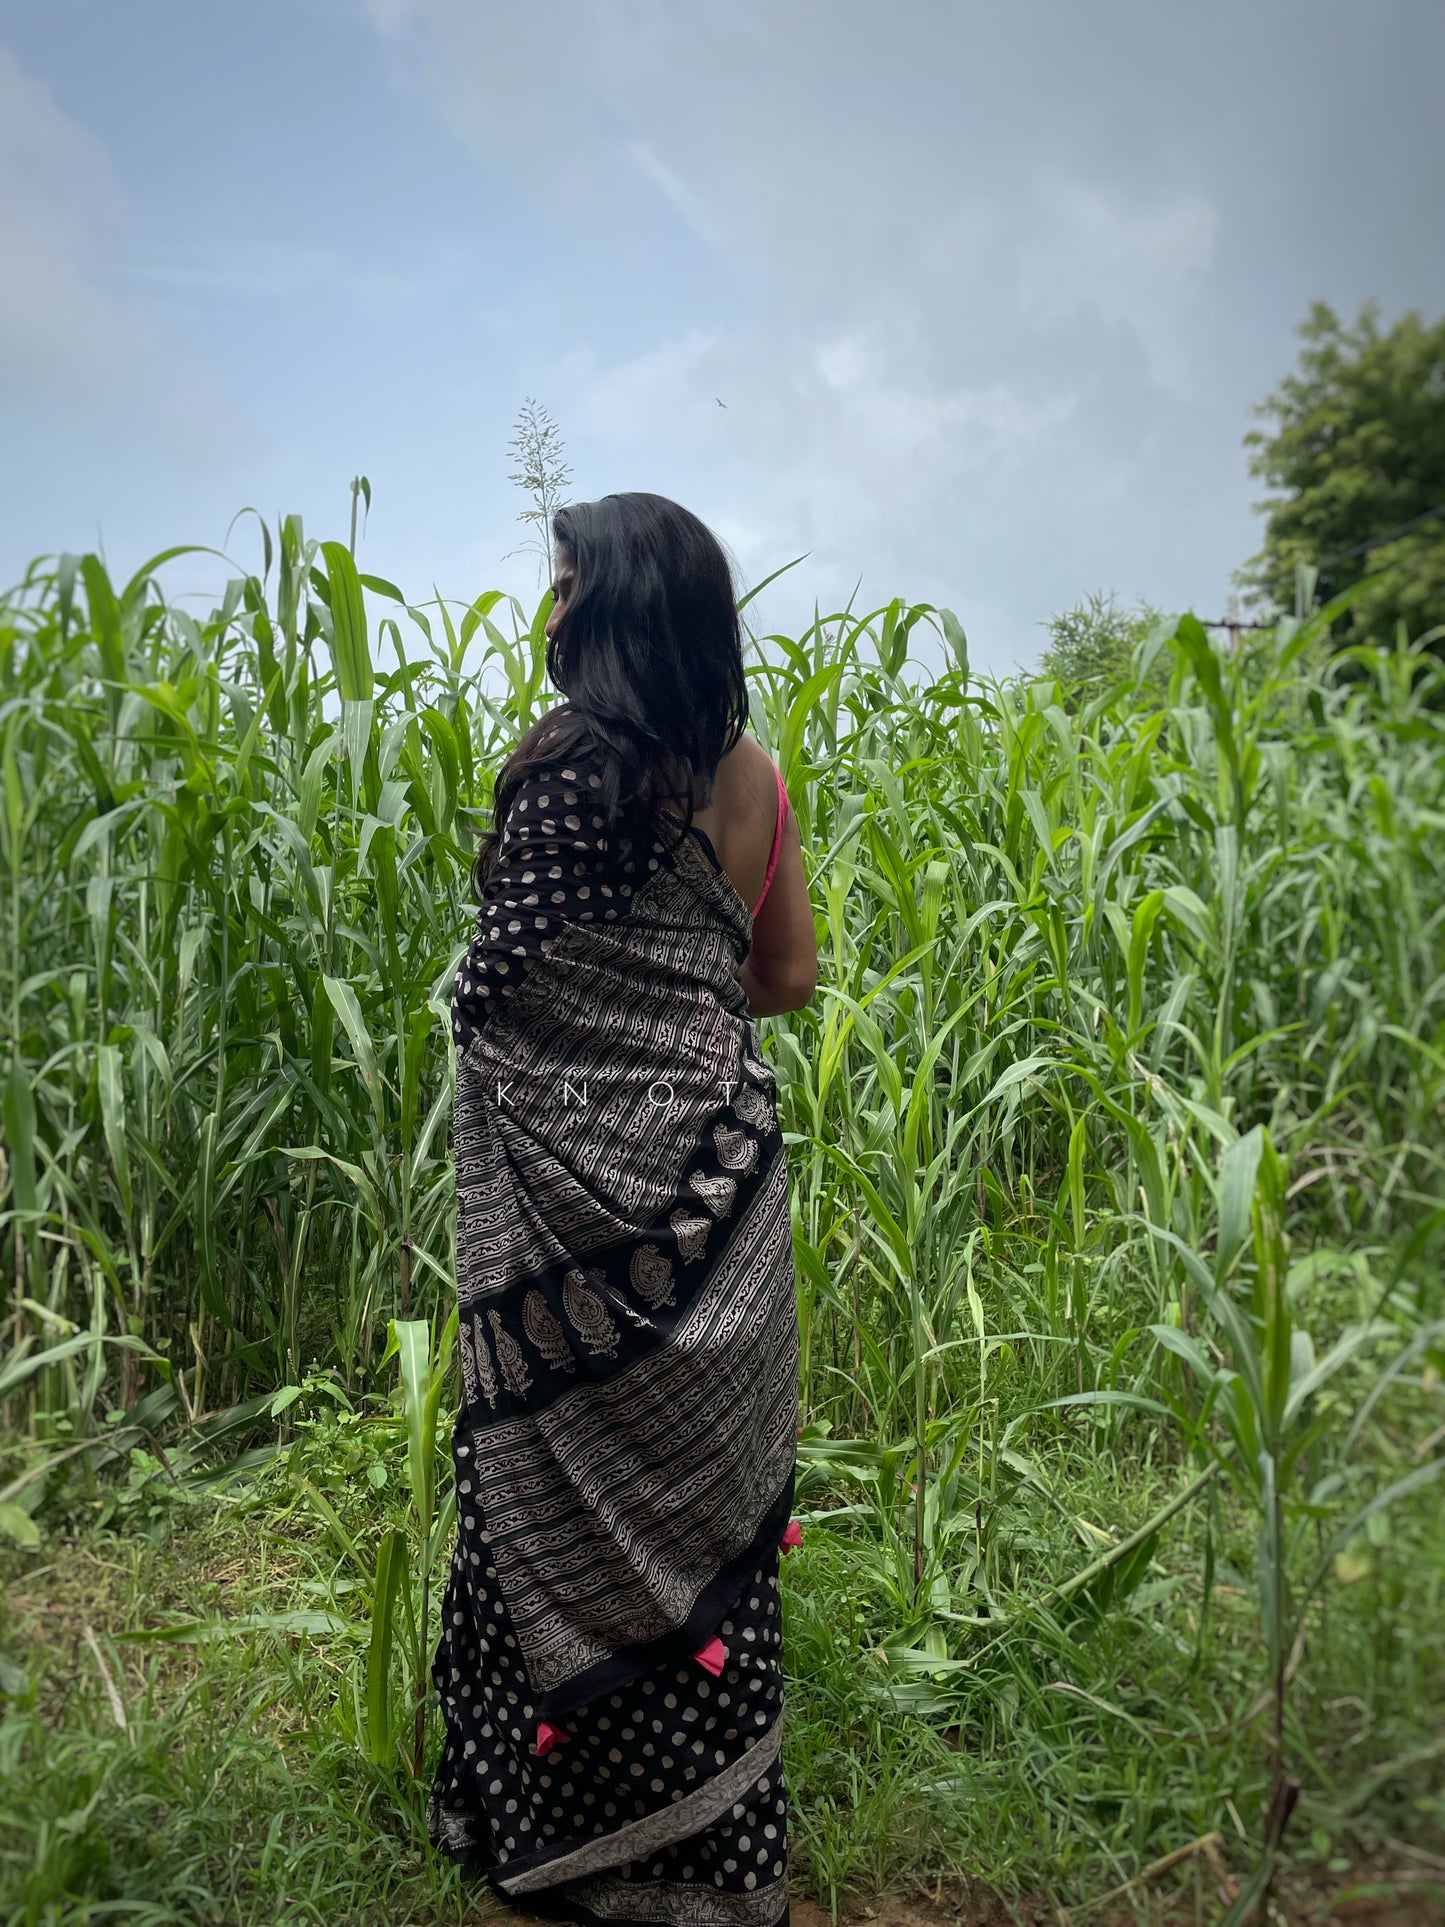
[1314,500,1445,572]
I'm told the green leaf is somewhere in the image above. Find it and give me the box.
[1041,1390,1177,1419]
[114,1611,350,1643]
[2,1060,38,1216]
[365,1526,408,1765]
[323,975,384,1116]
[938,607,969,680]
[393,1317,436,1532]
[1216,1125,1264,1284]
[981,1053,1056,1107]
[195,1110,226,1322]
[320,540,373,701]
[1066,1111,1087,1250]
[0,1331,157,1402]
[0,1503,40,1548]
[97,1042,132,1219]
[1126,890,1164,1037]
[735,554,807,614]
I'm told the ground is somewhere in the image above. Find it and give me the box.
[2,1503,1442,1926]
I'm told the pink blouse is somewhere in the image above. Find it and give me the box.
[751,760,790,918]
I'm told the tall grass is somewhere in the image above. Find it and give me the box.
[2,523,1443,1911]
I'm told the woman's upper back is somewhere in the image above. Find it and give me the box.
[665,734,814,1011]
[675,733,786,916]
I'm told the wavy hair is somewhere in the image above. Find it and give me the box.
[471,493,749,896]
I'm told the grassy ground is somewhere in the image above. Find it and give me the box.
[2,1453,1442,1926]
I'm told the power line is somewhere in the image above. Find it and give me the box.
[1190,504,1445,641]
[1314,500,1445,572]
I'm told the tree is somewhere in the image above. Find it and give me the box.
[506,399,573,590]
[1237,301,1445,646]
[1036,590,1165,709]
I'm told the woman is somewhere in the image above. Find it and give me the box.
[427,492,818,1927]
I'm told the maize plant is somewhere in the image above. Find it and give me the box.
[2,524,1442,1895]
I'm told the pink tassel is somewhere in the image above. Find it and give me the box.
[693,1635,727,1676]
[535,1720,561,1757]
[781,1519,803,1551]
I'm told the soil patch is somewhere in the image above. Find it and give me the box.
[495,1865,1443,1927]
[785,1860,1445,1926]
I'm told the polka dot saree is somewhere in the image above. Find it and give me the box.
[430,732,798,1927]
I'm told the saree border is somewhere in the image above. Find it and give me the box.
[493,1713,783,1896]
[505,1877,789,1927]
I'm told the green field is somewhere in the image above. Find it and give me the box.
[1,526,1442,1924]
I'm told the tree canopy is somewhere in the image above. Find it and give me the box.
[1036,590,1165,710]
[1238,300,1445,646]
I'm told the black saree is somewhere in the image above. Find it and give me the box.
[428,735,799,1927]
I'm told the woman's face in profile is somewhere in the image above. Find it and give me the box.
[546,548,577,641]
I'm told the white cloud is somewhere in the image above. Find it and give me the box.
[816,335,870,391]
[0,0,1428,681]
[0,42,125,381]
[548,320,1072,644]
[348,3,1101,656]
[1017,172,1220,390]
[0,41,246,461]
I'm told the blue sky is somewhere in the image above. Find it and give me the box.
[2,0,1442,673]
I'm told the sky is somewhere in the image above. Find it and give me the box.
[1,0,1442,676]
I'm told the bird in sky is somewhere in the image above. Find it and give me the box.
[716,397,727,408]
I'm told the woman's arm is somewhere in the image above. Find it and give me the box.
[740,790,816,1018]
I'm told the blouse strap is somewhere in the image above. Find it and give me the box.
[750,760,789,919]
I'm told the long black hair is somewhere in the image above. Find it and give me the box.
[471,493,749,895]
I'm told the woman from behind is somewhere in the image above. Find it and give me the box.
[428,491,817,1927]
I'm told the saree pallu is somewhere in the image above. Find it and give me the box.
[428,741,798,1927]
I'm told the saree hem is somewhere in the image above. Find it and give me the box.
[504,1877,790,1927]
[424,1855,791,1927]
[516,1880,793,1927]
[495,1715,782,1893]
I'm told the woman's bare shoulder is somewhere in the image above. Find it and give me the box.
[655,733,770,814]
[735,730,774,764]
[719,731,776,780]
